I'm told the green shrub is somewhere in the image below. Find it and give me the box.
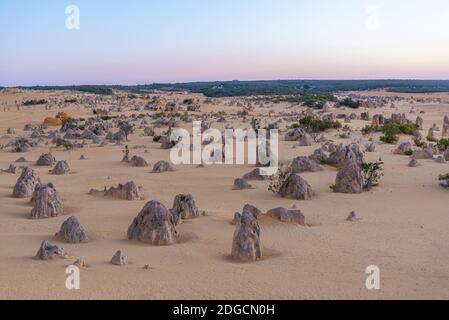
[361,125,381,135]
[437,138,449,151]
[23,99,47,106]
[362,160,384,190]
[269,165,293,194]
[380,134,398,144]
[382,123,401,136]
[297,115,342,133]
[414,138,425,148]
[399,123,415,135]
[339,98,361,109]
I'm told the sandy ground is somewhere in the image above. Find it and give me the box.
[0,89,449,300]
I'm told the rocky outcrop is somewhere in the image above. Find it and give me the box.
[278,174,313,200]
[36,153,56,166]
[231,212,261,262]
[104,181,142,201]
[130,156,148,167]
[110,250,127,266]
[171,194,203,224]
[394,142,413,155]
[55,216,88,243]
[36,240,66,260]
[328,144,363,168]
[266,207,306,226]
[30,183,64,219]
[242,204,263,219]
[415,116,424,130]
[285,128,312,146]
[152,161,175,173]
[233,178,253,190]
[13,167,41,198]
[127,201,178,246]
[51,160,71,175]
[291,156,322,173]
[334,152,363,194]
[242,168,270,181]
[408,157,420,167]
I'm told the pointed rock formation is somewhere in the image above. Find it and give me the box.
[231,212,261,262]
[130,155,148,167]
[30,183,64,219]
[415,116,424,130]
[36,153,56,166]
[73,257,87,269]
[346,211,360,222]
[13,167,41,198]
[278,174,313,200]
[110,250,127,266]
[232,212,242,225]
[127,201,178,246]
[242,204,263,219]
[56,216,88,243]
[51,160,71,175]
[334,152,363,194]
[171,194,203,224]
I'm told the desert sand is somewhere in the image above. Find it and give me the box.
[1,88,449,300]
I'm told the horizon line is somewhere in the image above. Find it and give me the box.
[2,78,449,88]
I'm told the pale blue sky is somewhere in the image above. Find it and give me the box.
[0,0,448,86]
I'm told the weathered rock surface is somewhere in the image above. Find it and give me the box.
[105,181,142,201]
[152,161,175,173]
[328,144,363,168]
[55,216,88,243]
[36,153,56,166]
[30,183,64,219]
[36,240,66,260]
[130,155,148,167]
[232,212,242,225]
[231,212,261,262]
[394,142,413,155]
[171,194,203,224]
[110,250,127,265]
[408,157,420,167]
[233,178,253,190]
[13,167,41,198]
[291,156,322,173]
[242,168,270,181]
[127,201,178,246]
[51,160,71,175]
[242,204,263,219]
[334,152,363,194]
[278,174,313,200]
[266,207,306,225]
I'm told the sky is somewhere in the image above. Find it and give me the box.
[0,0,449,86]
